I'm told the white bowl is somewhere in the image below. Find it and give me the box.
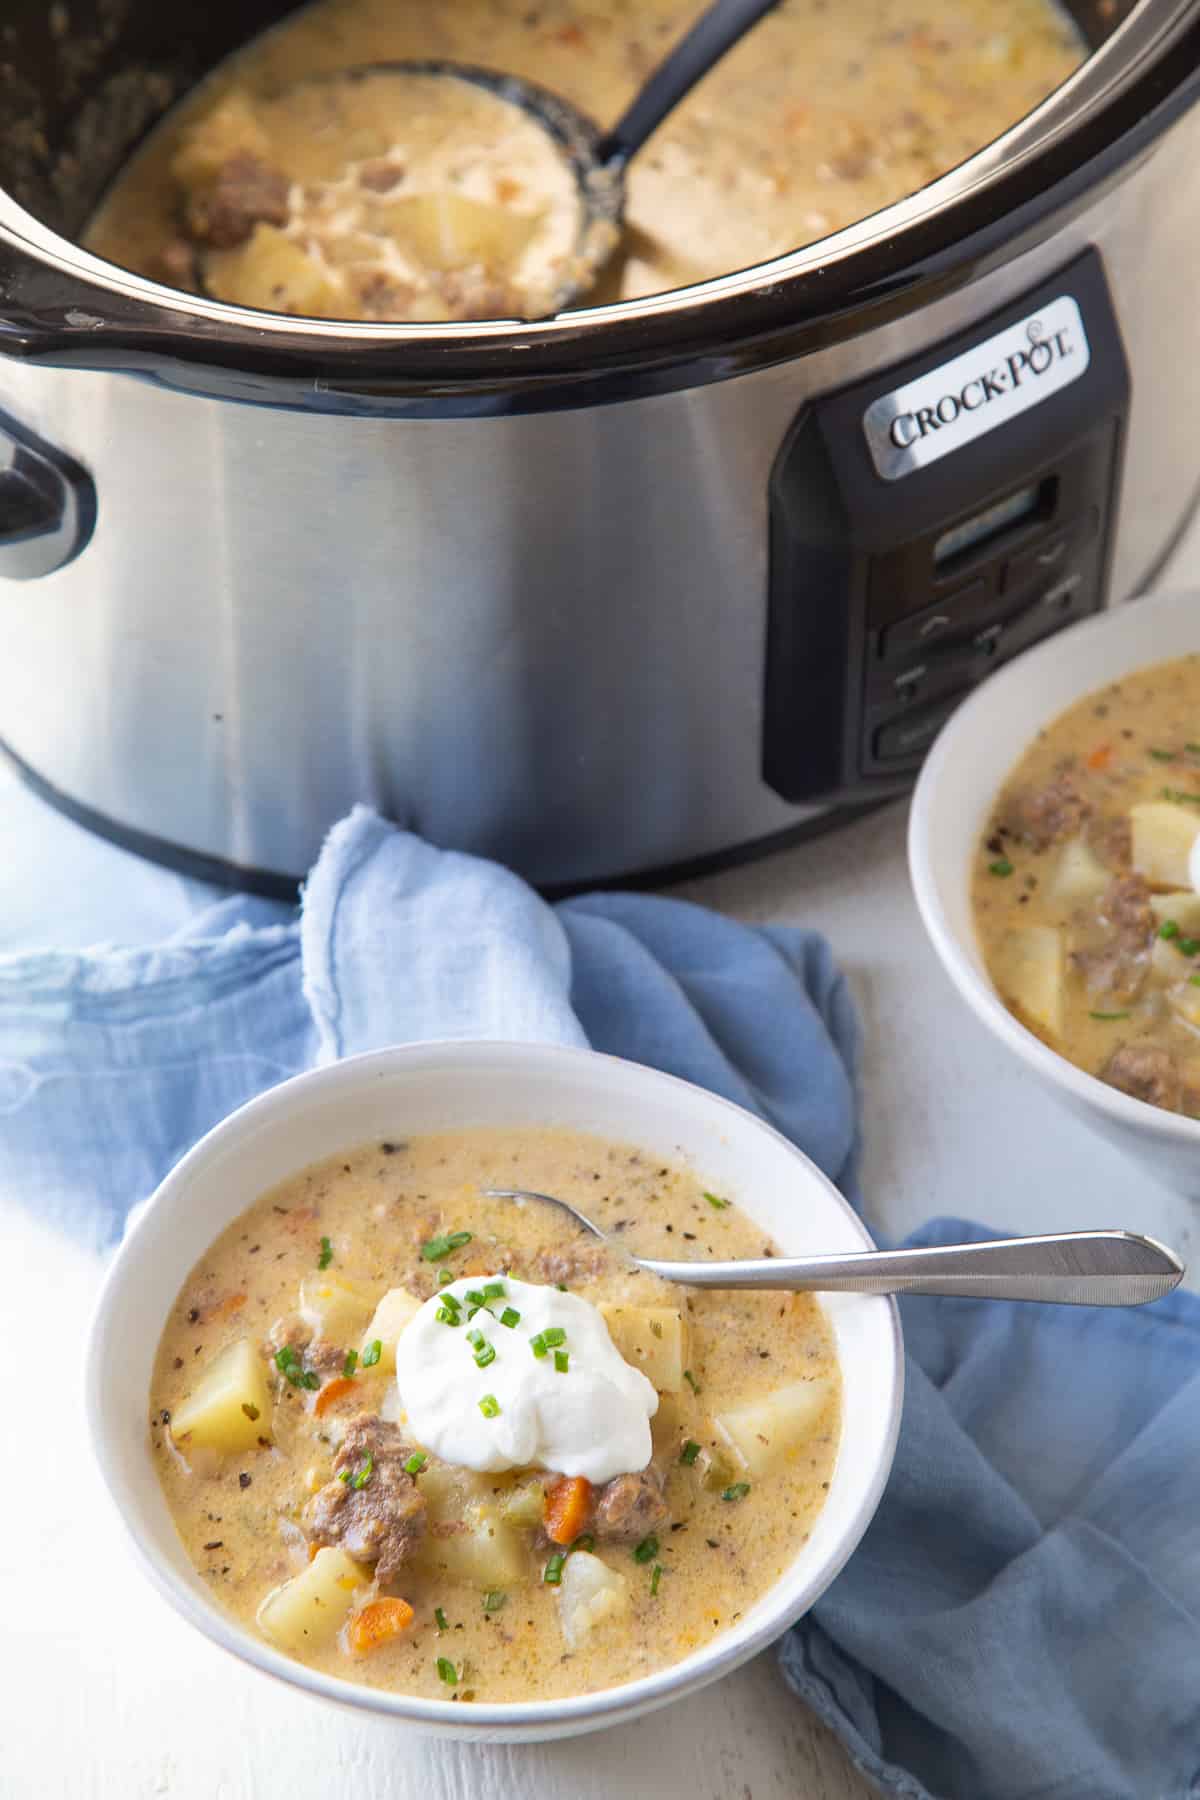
[909,588,1200,1197]
[86,1038,902,1742]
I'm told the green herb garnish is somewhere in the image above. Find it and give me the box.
[351,1451,374,1490]
[680,1439,701,1466]
[1089,1010,1131,1020]
[1187,743,1200,755]
[273,1344,319,1390]
[721,1483,751,1502]
[464,1289,486,1309]
[466,1326,484,1348]
[530,1333,548,1359]
[360,1339,382,1368]
[556,1282,568,1292]
[683,1369,701,1395]
[1180,937,1200,957]
[479,1393,500,1418]
[499,1307,521,1329]
[1189,974,1200,987]
[434,1607,448,1633]
[703,1191,729,1210]
[542,1327,566,1348]
[436,1657,460,1685]
[436,1303,462,1325]
[404,1452,427,1475]
[554,1350,569,1374]
[1159,919,1180,940]
[988,857,1014,877]
[1160,786,1200,808]
[1149,748,1176,761]
[482,1281,506,1300]
[474,1343,497,1370]
[438,1268,455,1287]
[317,1235,333,1269]
[650,1564,663,1597]
[482,1591,506,1613]
[342,1349,358,1379]
[421,1230,473,1263]
[633,1535,659,1564]
[543,1553,566,1585]
[571,1534,595,1554]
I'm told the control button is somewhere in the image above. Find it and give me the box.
[1004,528,1076,594]
[873,692,966,763]
[879,579,990,661]
[1042,571,1084,611]
[973,622,1004,657]
[1000,575,1091,659]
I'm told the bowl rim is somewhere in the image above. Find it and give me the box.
[85,1036,903,1731]
[908,589,1200,1146]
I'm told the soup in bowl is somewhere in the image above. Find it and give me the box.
[910,589,1200,1197]
[86,1040,901,1739]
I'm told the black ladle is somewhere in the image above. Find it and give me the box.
[244,0,783,314]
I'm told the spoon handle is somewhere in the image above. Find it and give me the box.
[635,1230,1185,1305]
[598,0,782,168]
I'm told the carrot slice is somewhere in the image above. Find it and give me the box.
[347,1597,415,1654]
[543,1475,593,1546]
[312,1376,356,1417]
[1087,744,1112,771]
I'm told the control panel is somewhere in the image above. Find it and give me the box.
[763,250,1130,805]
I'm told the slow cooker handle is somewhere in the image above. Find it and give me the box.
[0,407,94,579]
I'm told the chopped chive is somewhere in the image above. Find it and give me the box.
[721,1482,751,1502]
[1159,919,1180,940]
[338,1467,352,1485]
[342,1349,358,1379]
[680,1439,701,1466]
[482,1281,506,1300]
[317,1235,333,1269]
[474,1343,497,1369]
[436,1656,459,1685]
[241,1402,260,1421]
[683,1369,701,1395]
[543,1553,566,1585]
[633,1535,659,1564]
[1180,937,1200,957]
[420,1230,473,1263]
[1160,786,1200,807]
[650,1564,664,1597]
[554,1350,569,1373]
[464,1289,486,1308]
[543,1327,566,1348]
[436,1304,461,1325]
[703,1191,729,1210]
[302,1371,320,1390]
[1149,748,1176,761]
[360,1339,382,1368]
[434,1606,448,1632]
[479,1393,500,1418]
[530,1334,548,1359]
[274,1345,299,1372]
[404,1452,427,1475]
[988,857,1014,877]
[466,1327,484,1349]
[1189,974,1200,987]
[499,1307,521,1328]
[482,1591,506,1613]
[555,1282,568,1292]
[571,1533,595,1554]
[438,1268,455,1287]
[1089,1010,1131,1020]
[1188,743,1200,755]
[351,1451,374,1490]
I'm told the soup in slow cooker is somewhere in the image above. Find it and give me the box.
[973,654,1200,1117]
[85,0,1085,321]
[152,1126,841,1700]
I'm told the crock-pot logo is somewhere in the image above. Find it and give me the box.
[863,297,1091,481]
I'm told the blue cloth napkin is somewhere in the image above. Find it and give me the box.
[2,802,1197,1800]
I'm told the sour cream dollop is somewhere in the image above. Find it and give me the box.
[392,1275,657,1482]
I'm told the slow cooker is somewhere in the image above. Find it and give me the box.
[2,0,1200,893]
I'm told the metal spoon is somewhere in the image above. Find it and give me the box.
[483,1188,1185,1306]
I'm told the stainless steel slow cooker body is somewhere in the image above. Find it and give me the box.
[2,0,1200,891]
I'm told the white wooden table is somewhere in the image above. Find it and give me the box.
[4,590,1199,1800]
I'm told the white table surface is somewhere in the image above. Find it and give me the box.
[4,557,1199,1800]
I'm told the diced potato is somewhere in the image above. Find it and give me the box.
[360,1286,422,1374]
[1166,979,1200,1035]
[557,1550,629,1650]
[694,1444,740,1495]
[498,1478,546,1530]
[1046,837,1111,904]
[1131,802,1200,889]
[256,1547,366,1652]
[993,925,1064,1037]
[297,1273,376,1346]
[1149,891,1200,934]
[598,1303,687,1393]
[714,1377,834,1479]
[171,95,273,188]
[206,225,344,318]
[418,1508,528,1588]
[170,1337,272,1457]
[368,192,539,273]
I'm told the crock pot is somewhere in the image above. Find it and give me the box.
[2,0,1200,893]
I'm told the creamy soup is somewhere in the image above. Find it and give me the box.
[973,654,1200,1116]
[85,0,1085,320]
[151,1127,841,1701]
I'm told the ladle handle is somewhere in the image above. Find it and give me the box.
[598,0,782,168]
[635,1230,1186,1305]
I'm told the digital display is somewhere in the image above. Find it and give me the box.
[934,483,1044,567]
